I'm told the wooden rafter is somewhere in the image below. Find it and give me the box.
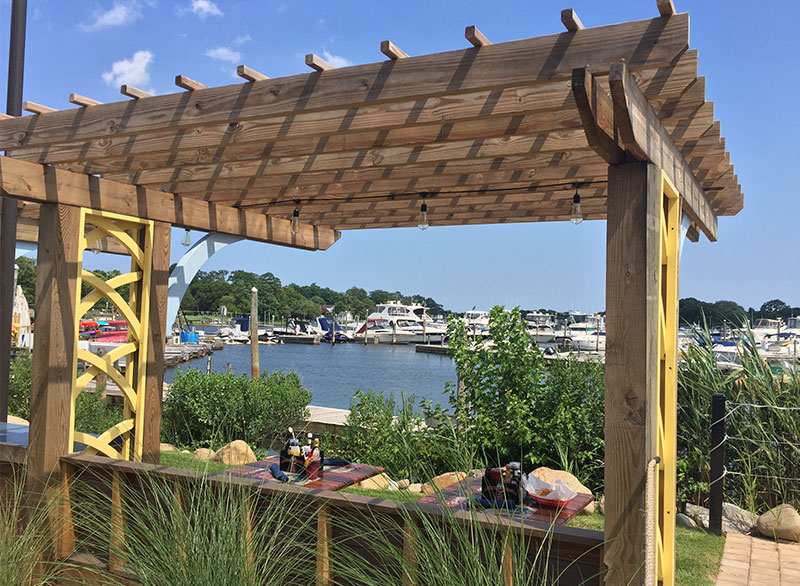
[237,65,269,81]
[380,40,409,59]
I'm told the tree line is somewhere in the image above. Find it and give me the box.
[679,297,800,326]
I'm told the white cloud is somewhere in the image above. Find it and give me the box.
[322,49,353,68]
[204,46,241,63]
[102,50,154,88]
[187,0,222,18]
[232,34,252,47]
[81,1,142,32]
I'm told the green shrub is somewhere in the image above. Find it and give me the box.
[8,350,32,420]
[162,369,311,449]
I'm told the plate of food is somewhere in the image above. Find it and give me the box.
[523,475,577,507]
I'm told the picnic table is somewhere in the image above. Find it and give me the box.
[225,455,384,491]
[418,476,594,527]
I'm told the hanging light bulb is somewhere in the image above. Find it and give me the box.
[569,187,583,226]
[291,201,300,235]
[417,199,429,231]
[181,228,192,247]
[90,237,102,255]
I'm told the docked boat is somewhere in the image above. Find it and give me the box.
[524,311,557,344]
[353,318,417,344]
[359,301,446,344]
[564,312,606,352]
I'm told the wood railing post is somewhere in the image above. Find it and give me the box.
[500,531,514,586]
[316,503,332,586]
[402,519,419,586]
[109,471,125,572]
[709,393,726,536]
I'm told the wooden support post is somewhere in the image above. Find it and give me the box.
[250,287,259,378]
[27,204,81,481]
[402,520,418,586]
[142,221,170,464]
[316,503,332,585]
[500,532,514,586]
[709,393,726,536]
[109,471,124,572]
[604,161,661,586]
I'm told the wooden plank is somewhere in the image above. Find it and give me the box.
[572,67,624,164]
[465,25,491,47]
[306,53,335,72]
[237,65,269,81]
[23,101,56,114]
[561,9,585,31]
[604,161,661,586]
[0,15,691,149]
[120,85,152,99]
[381,40,409,59]
[402,521,418,586]
[657,0,676,16]
[608,61,718,241]
[0,113,13,120]
[5,212,129,254]
[142,221,170,464]
[316,503,332,585]
[0,157,341,251]
[175,75,207,91]
[69,94,102,107]
[6,53,700,166]
[26,204,81,484]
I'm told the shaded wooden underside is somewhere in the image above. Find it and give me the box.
[0,12,741,232]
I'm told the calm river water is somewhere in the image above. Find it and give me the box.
[164,343,456,410]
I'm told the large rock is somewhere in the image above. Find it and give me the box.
[211,440,256,466]
[195,448,215,460]
[685,502,756,535]
[422,471,467,495]
[579,500,597,515]
[359,472,391,490]
[676,513,698,530]
[397,479,410,490]
[530,467,591,495]
[757,504,800,542]
[8,414,28,425]
[160,443,178,453]
[407,483,424,494]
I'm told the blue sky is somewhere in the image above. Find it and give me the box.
[1,1,796,313]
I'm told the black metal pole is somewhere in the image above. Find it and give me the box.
[0,0,28,423]
[709,393,726,536]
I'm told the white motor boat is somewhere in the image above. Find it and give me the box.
[353,318,416,344]
[525,311,557,344]
[362,301,446,344]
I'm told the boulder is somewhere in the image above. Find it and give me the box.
[397,479,410,490]
[211,440,256,466]
[467,469,485,479]
[160,443,178,453]
[685,502,756,535]
[359,472,391,490]
[181,449,191,454]
[407,483,424,494]
[530,467,591,495]
[579,500,597,515]
[8,414,28,425]
[195,448,215,460]
[422,471,467,495]
[598,494,605,515]
[676,513,697,530]
[387,479,399,492]
[757,504,800,542]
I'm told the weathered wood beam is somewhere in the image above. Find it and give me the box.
[465,25,491,47]
[380,40,408,60]
[0,157,340,251]
[0,15,690,149]
[175,75,207,91]
[572,67,624,164]
[5,212,128,254]
[608,61,717,241]
[657,0,676,16]
[23,101,56,114]
[305,53,334,72]
[561,9,585,31]
[237,65,269,81]
[120,85,153,99]
[0,113,13,120]
[69,94,102,107]
[6,51,700,165]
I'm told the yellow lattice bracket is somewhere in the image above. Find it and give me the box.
[654,171,680,586]
[70,209,154,462]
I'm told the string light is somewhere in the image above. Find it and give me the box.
[417,194,429,230]
[570,185,583,226]
[291,200,300,235]
[181,229,192,247]
[90,237,102,254]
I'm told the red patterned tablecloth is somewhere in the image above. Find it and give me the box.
[418,476,593,526]
[225,455,384,491]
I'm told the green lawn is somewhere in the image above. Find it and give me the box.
[159,451,234,474]
[568,514,725,586]
[341,485,425,502]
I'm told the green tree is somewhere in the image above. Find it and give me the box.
[15,256,36,305]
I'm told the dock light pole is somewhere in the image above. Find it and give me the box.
[0,0,28,423]
[250,287,259,378]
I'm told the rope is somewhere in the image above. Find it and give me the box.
[708,466,727,487]
[726,435,800,447]
[727,402,800,412]
[726,471,800,482]
[644,456,660,586]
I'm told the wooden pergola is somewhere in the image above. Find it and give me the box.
[0,3,742,585]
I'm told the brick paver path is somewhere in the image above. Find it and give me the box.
[716,533,800,585]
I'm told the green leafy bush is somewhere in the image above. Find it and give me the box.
[8,350,32,420]
[162,369,311,449]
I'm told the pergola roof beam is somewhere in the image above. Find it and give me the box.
[0,157,340,251]
[23,101,56,115]
[561,9,585,32]
[69,94,102,107]
[305,53,335,72]
[465,25,491,47]
[120,85,153,99]
[237,65,269,81]
[657,0,677,16]
[175,75,207,91]
[380,40,409,60]
[0,15,690,150]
